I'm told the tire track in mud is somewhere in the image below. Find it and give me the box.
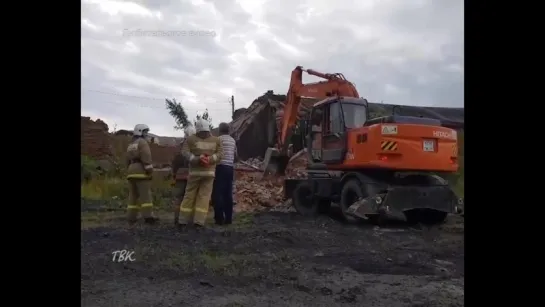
[81,212,464,307]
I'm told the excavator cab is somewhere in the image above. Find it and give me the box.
[263,96,368,175]
[307,97,369,164]
[262,65,364,176]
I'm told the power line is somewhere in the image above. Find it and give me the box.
[82,99,231,110]
[82,88,230,104]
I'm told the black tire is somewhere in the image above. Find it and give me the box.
[339,179,365,222]
[340,177,384,223]
[292,181,319,217]
[318,199,332,214]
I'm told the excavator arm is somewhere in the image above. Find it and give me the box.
[278,66,360,153]
[264,66,360,175]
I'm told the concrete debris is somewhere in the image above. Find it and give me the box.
[232,152,308,212]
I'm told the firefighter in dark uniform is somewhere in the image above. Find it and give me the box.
[126,124,158,225]
[171,125,196,225]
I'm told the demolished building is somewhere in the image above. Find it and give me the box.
[221,90,465,161]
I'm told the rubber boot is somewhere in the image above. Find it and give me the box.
[173,201,181,226]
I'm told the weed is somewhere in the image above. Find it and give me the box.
[81,175,173,209]
[232,213,254,228]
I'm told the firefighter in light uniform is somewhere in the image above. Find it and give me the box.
[171,125,196,225]
[126,124,157,225]
[179,119,223,228]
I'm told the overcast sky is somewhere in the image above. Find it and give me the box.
[81,0,463,137]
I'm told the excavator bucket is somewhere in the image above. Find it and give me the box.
[263,147,290,176]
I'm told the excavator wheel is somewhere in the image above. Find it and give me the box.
[292,181,319,217]
[339,178,382,224]
[317,199,332,214]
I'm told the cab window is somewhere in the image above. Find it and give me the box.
[329,102,343,133]
[342,103,367,128]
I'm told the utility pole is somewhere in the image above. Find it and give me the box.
[230,95,235,119]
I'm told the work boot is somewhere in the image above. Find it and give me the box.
[214,219,224,226]
[194,224,205,232]
[144,217,159,225]
[128,219,138,227]
[174,215,179,226]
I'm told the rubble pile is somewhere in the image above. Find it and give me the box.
[234,171,285,212]
[232,151,308,212]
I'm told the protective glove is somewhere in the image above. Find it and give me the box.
[199,154,210,166]
[170,179,176,187]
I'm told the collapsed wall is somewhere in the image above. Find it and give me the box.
[80,116,178,166]
[81,117,112,160]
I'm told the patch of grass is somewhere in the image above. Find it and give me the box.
[156,249,242,276]
[81,211,126,229]
[81,176,173,207]
[199,250,237,272]
[451,131,464,197]
[81,177,126,200]
[232,212,254,228]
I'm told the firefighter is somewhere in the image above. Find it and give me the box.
[171,125,196,225]
[126,124,157,225]
[178,119,223,229]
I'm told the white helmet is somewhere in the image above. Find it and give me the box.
[133,124,150,136]
[195,119,210,132]
[184,125,196,137]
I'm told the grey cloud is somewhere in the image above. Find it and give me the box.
[81,0,463,136]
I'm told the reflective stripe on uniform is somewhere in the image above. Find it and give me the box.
[141,203,153,208]
[144,164,153,170]
[189,170,215,176]
[127,205,139,210]
[180,207,208,213]
[195,141,217,150]
[126,174,150,179]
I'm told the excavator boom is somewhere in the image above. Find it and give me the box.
[264,66,359,175]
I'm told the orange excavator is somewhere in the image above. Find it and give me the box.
[265,66,463,224]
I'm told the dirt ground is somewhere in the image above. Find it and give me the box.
[81,210,464,307]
